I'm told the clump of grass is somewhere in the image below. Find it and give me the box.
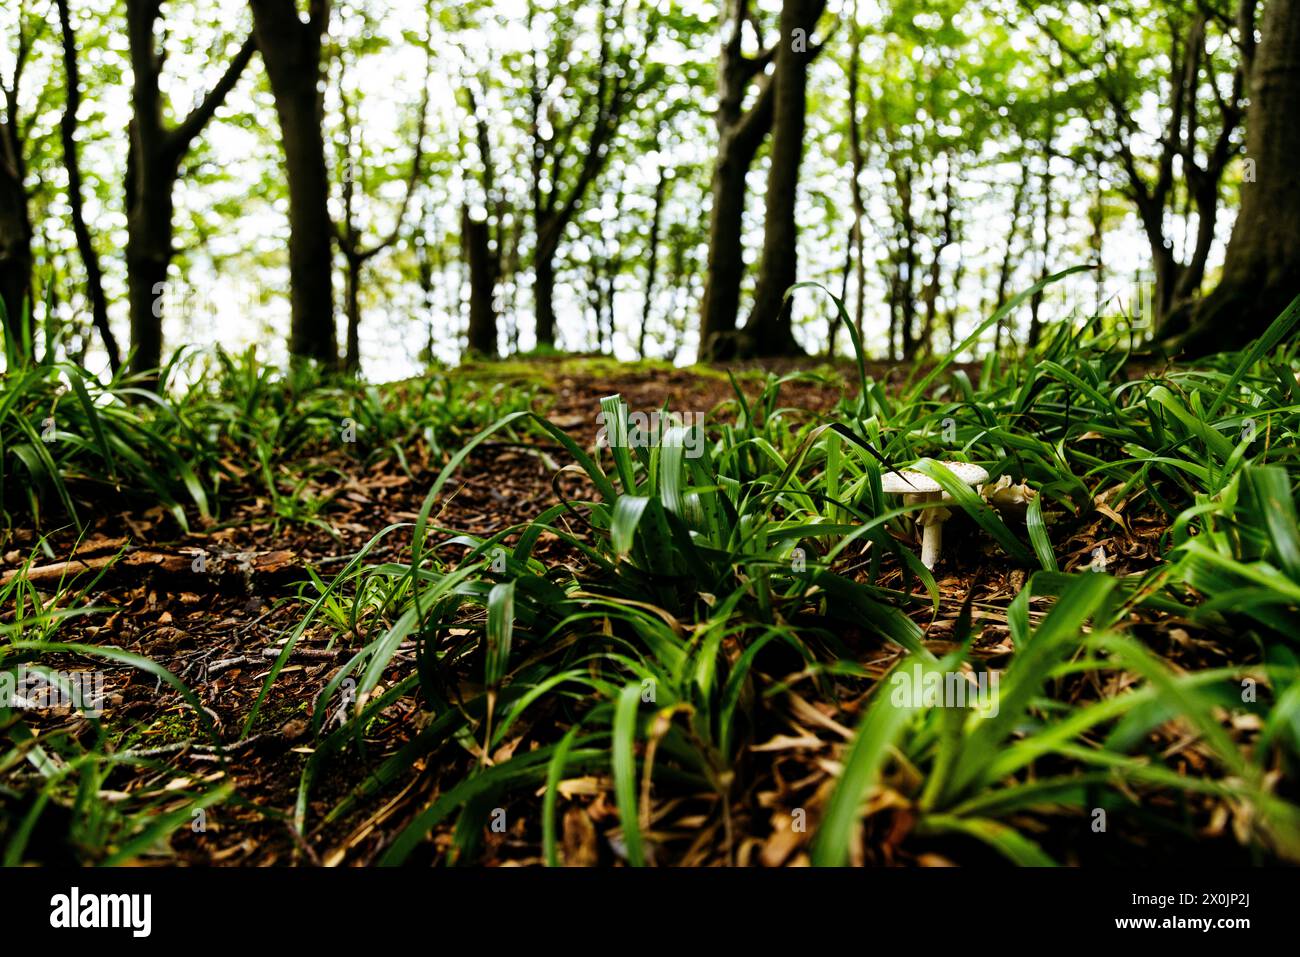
[2,345,539,531]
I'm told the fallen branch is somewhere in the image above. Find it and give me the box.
[1,547,301,588]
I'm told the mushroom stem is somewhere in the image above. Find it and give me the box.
[920,519,943,570]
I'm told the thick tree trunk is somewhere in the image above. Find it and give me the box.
[0,115,31,352]
[123,0,175,381]
[533,242,558,348]
[250,0,336,366]
[125,167,176,379]
[1173,0,1300,353]
[698,0,776,360]
[126,0,253,383]
[0,161,29,352]
[740,0,827,357]
[463,207,497,356]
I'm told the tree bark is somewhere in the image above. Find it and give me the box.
[993,160,1030,352]
[1027,130,1055,349]
[56,0,120,373]
[528,0,630,349]
[462,207,497,356]
[845,1,867,350]
[639,160,667,358]
[0,13,33,353]
[126,0,255,381]
[737,0,827,358]
[698,0,778,359]
[250,0,336,366]
[1171,0,1300,353]
[0,123,31,353]
[918,160,954,356]
[456,81,500,359]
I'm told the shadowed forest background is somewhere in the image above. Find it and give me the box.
[2,0,1300,870]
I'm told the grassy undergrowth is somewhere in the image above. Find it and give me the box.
[0,346,538,532]
[4,289,1300,865]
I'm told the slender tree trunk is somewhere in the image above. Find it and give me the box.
[1028,131,1055,348]
[250,0,336,366]
[846,2,867,348]
[896,163,918,360]
[994,160,1030,351]
[741,0,827,356]
[698,124,768,356]
[919,161,954,356]
[1175,0,1300,353]
[527,0,627,350]
[343,253,364,371]
[946,245,964,353]
[1090,168,1105,314]
[640,163,666,358]
[56,0,120,373]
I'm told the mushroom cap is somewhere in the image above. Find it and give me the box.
[879,461,990,494]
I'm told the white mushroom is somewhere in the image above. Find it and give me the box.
[980,473,1036,516]
[880,461,990,570]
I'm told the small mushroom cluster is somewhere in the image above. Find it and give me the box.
[880,461,990,570]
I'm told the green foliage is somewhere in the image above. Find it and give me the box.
[273,292,1300,865]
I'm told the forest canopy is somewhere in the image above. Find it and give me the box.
[1,0,1295,379]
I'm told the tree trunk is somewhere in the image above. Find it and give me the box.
[526,0,627,350]
[896,163,918,360]
[126,0,254,382]
[0,77,31,353]
[994,161,1030,352]
[250,0,336,366]
[463,207,497,356]
[698,0,777,360]
[640,162,666,358]
[56,0,120,373]
[533,227,560,349]
[740,0,827,357]
[918,161,954,356]
[1028,131,1055,349]
[846,2,867,349]
[343,253,362,372]
[1173,0,1300,353]
[0,142,30,352]
[125,166,176,379]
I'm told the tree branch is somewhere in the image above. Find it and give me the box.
[170,34,257,156]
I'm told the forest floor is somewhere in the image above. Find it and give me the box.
[0,355,1272,866]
